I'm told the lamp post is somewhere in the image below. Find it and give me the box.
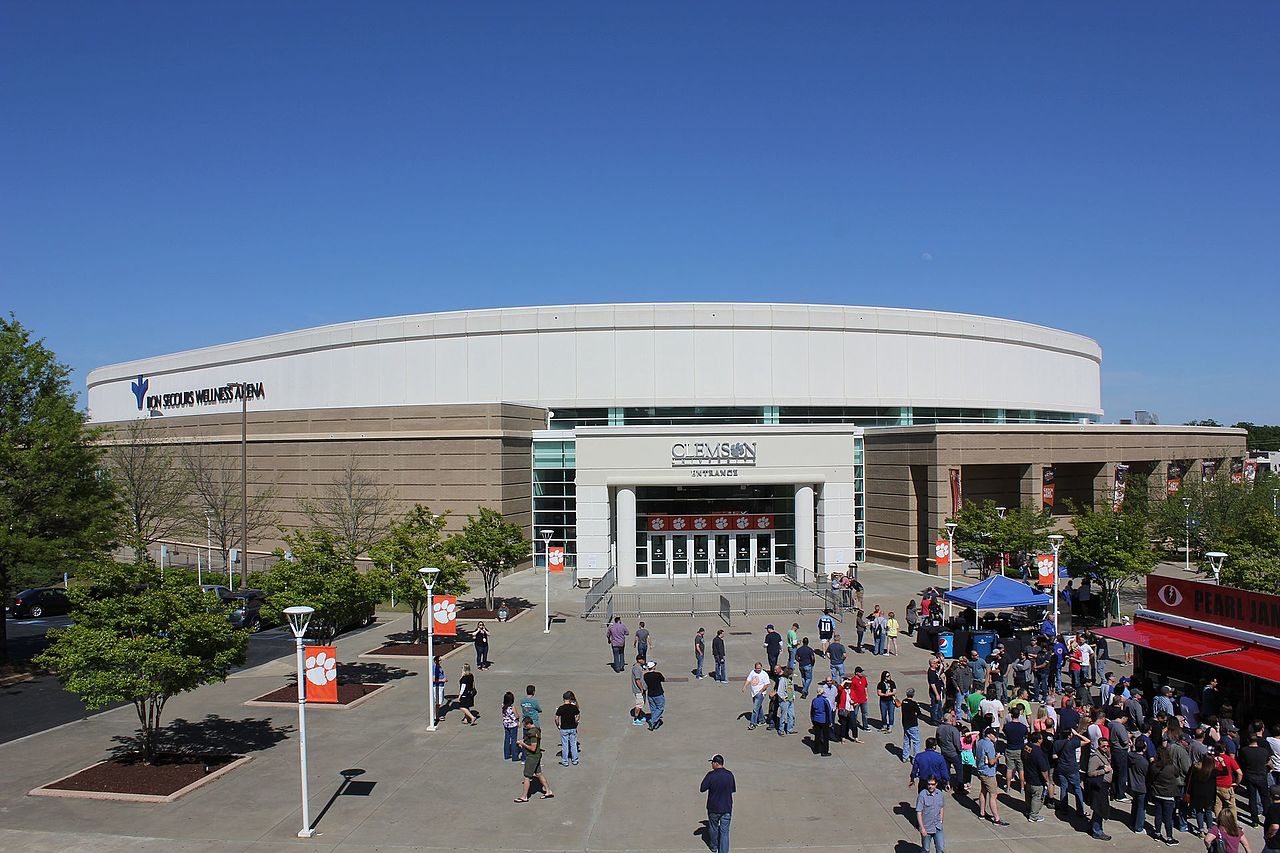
[418,567,440,731]
[1206,551,1227,585]
[283,605,317,838]
[995,506,1007,577]
[1182,497,1192,572]
[944,521,957,617]
[1272,488,1278,517]
[540,528,554,634]
[1048,534,1064,634]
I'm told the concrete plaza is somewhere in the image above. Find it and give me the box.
[0,563,1257,852]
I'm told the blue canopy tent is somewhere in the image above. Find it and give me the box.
[943,575,1050,627]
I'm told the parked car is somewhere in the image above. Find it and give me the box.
[8,587,71,619]
[224,590,269,632]
[305,601,377,640]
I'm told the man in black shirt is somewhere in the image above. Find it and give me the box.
[712,629,727,683]
[643,661,666,731]
[900,688,922,762]
[1023,731,1052,822]
[1264,784,1280,852]
[795,637,816,698]
[927,660,946,724]
[700,754,736,853]
[1238,729,1273,827]
[763,624,782,669]
[555,692,580,767]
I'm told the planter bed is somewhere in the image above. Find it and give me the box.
[245,682,387,710]
[361,639,467,660]
[456,604,530,622]
[30,753,252,803]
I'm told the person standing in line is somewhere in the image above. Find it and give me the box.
[765,664,783,732]
[950,659,974,723]
[432,656,447,723]
[1084,738,1114,840]
[763,624,782,670]
[607,616,628,673]
[635,620,651,662]
[1206,811,1253,853]
[936,710,966,796]
[927,658,946,725]
[1148,745,1183,844]
[915,775,947,853]
[841,573,854,609]
[811,688,834,757]
[502,691,523,762]
[877,670,898,733]
[743,662,771,730]
[693,627,706,680]
[899,687,922,763]
[909,738,951,792]
[849,666,870,737]
[852,571,865,611]
[855,608,868,653]
[905,599,919,637]
[817,609,836,656]
[827,634,847,681]
[643,660,666,731]
[1053,724,1087,818]
[1213,742,1244,821]
[871,606,888,656]
[1124,738,1148,835]
[456,663,478,725]
[1023,730,1052,823]
[1261,784,1280,853]
[519,684,542,729]
[975,727,1009,826]
[795,637,816,698]
[700,754,735,853]
[1001,705,1028,792]
[1240,725,1274,829]
[474,621,491,670]
[886,611,900,655]
[712,629,727,683]
[630,654,648,726]
[556,691,580,766]
[514,716,554,803]
[786,622,800,670]
[775,666,797,736]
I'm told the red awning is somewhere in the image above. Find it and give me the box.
[1095,621,1280,684]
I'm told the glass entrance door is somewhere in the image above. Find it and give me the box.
[693,535,710,575]
[733,535,752,574]
[714,535,730,575]
[648,534,668,577]
[755,532,776,575]
[671,535,689,576]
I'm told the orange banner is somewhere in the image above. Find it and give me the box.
[1036,554,1055,586]
[548,546,565,573]
[934,539,950,567]
[303,645,339,703]
[432,594,457,636]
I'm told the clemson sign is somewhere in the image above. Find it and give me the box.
[432,594,458,636]
[548,546,565,573]
[303,645,339,703]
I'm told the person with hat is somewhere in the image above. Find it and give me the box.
[700,754,735,853]
[974,726,1008,825]
[1083,737,1114,840]
[643,660,666,731]
[763,624,782,670]
[810,686,835,757]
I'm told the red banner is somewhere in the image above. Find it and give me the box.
[646,514,775,533]
[1148,575,1280,639]
[547,545,565,573]
[1036,554,1055,586]
[432,594,457,636]
[1230,457,1245,484]
[1167,461,1185,495]
[303,645,339,703]
[1245,459,1258,482]
[935,538,950,567]
[949,468,963,516]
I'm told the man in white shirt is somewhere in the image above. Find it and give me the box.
[1076,636,1094,685]
[742,662,771,730]
[978,687,1006,727]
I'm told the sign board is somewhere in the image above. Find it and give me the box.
[548,546,565,573]
[1036,554,1055,586]
[303,646,339,703]
[432,594,458,636]
[1147,575,1280,639]
[934,539,950,567]
[646,514,774,533]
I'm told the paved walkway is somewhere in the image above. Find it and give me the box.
[0,563,1262,852]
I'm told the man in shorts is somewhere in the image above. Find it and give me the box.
[631,654,648,725]
[515,716,554,802]
[975,727,1008,825]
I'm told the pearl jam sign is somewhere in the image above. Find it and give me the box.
[1148,575,1280,639]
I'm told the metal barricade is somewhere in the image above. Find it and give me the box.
[582,566,617,619]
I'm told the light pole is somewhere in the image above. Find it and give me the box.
[283,605,317,838]
[1048,534,1064,634]
[418,567,440,731]
[1272,488,1278,517]
[944,521,957,617]
[995,506,1007,576]
[1182,497,1192,573]
[540,528,554,634]
[205,509,216,587]
[1206,551,1227,585]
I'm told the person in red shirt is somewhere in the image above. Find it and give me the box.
[847,667,870,737]
[1212,746,1243,820]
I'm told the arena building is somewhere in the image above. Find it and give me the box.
[86,303,1245,585]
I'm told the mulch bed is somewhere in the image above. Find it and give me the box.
[251,682,384,705]
[365,640,466,656]
[44,753,239,796]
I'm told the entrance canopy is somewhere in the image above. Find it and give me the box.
[943,575,1050,610]
[1095,619,1280,685]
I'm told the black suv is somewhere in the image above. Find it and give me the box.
[8,587,71,619]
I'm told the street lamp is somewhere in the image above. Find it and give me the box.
[540,529,554,634]
[1182,497,1192,573]
[283,605,317,838]
[1206,551,1227,585]
[995,506,1007,575]
[944,521,958,617]
[418,568,440,731]
[1272,488,1278,517]
[1048,534,1065,633]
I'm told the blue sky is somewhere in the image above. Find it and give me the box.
[3,3,1277,423]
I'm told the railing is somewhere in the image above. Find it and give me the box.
[781,561,843,621]
[582,566,616,619]
[595,587,839,621]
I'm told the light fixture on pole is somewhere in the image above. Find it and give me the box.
[995,507,1007,576]
[1182,497,1192,573]
[1205,551,1227,585]
[1272,488,1278,517]
[418,568,440,731]
[283,605,317,838]
[944,521,958,617]
[205,509,215,587]
[540,529,554,634]
[1048,534,1065,634]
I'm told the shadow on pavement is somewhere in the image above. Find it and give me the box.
[109,714,292,759]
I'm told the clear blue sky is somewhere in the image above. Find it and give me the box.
[3,3,1276,423]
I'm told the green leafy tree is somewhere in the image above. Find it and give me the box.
[453,507,530,611]
[1233,422,1280,452]
[259,528,387,638]
[368,506,467,643]
[35,559,247,762]
[1151,471,1280,570]
[1061,503,1157,625]
[944,500,1053,576]
[0,316,119,664]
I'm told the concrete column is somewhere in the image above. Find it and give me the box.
[795,484,815,576]
[616,486,637,587]
[1019,463,1040,510]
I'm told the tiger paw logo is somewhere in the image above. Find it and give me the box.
[305,650,337,687]
[433,598,457,624]
[672,517,687,530]
[693,517,708,529]
[651,517,666,530]
[735,516,750,529]
[714,517,729,529]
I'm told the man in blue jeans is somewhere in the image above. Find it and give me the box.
[700,754,735,853]
[742,662,770,729]
[828,634,847,681]
[795,637,816,698]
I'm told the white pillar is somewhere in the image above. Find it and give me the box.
[616,487,637,587]
[795,484,815,578]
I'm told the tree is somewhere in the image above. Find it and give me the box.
[1061,503,1157,625]
[1183,419,1223,427]
[181,442,277,584]
[0,316,119,665]
[35,559,247,762]
[944,500,1053,576]
[258,529,387,638]
[452,507,530,611]
[1151,471,1280,568]
[102,419,190,563]
[1233,422,1280,452]
[300,456,396,566]
[368,506,467,643]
